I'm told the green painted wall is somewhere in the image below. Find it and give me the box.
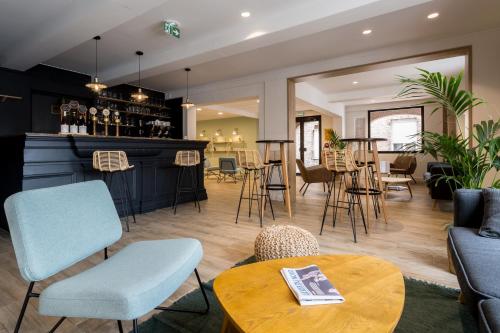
[197,116,258,165]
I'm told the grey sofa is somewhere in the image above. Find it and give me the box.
[448,189,500,333]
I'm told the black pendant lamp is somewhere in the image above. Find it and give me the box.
[85,36,107,92]
[131,51,148,102]
[180,68,195,108]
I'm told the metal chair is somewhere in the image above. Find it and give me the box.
[217,157,238,183]
[203,158,219,179]
[320,149,367,242]
[93,151,136,232]
[173,150,201,214]
[235,150,274,227]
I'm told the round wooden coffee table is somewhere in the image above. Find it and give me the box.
[380,176,413,199]
[214,255,405,333]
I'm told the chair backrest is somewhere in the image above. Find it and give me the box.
[219,157,237,173]
[93,151,131,172]
[4,180,122,282]
[175,150,200,166]
[296,159,309,181]
[323,149,358,173]
[393,155,413,170]
[236,150,263,169]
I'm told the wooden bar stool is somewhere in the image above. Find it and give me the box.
[320,149,367,243]
[173,150,201,215]
[93,151,136,232]
[235,150,274,227]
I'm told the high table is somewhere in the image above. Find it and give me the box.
[214,255,405,333]
[341,138,388,228]
[256,139,294,218]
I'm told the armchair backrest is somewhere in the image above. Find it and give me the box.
[453,189,484,228]
[4,180,122,282]
[296,159,309,181]
[219,157,237,173]
[393,155,414,170]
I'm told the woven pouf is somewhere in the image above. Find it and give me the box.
[254,225,320,261]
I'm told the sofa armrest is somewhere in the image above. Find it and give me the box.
[453,189,484,228]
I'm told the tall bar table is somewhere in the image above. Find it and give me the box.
[341,138,388,229]
[256,139,294,218]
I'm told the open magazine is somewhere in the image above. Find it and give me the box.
[281,264,345,306]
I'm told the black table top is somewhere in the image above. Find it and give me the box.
[256,139,294,143]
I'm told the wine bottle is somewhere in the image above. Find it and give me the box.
[60,110,69,134]
[69,111,78,134]
[78,114,87,134]
[138,119,144,137]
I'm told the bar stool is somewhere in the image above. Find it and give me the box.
[235,150,274,227]
[173,150,201,215]
[320,149,367,243]
[93,151,136,232]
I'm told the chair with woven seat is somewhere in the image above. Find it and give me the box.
[173,150,201,215]
[320,149,367,242]
[93,151,136,232]
[390,155,417,183]
[296,159,330,195]
[4,180,209,333]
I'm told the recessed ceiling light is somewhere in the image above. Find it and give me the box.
[196,108,202,111]
[256,99,260,103]
[246,31,266,40]
[362,29,372,35]
[217,112,223,115]
[352,81,359,85]
[241,11,251,18]
[427,12,439,19]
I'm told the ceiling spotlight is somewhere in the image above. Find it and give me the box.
[362,29,372,35]
[352,81,359,85]
[196,108,202,111]
[217,112,223,115]
[427,12,439,19]
[241,11,251,18]
[256,99,260,103]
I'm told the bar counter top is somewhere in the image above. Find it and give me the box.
[0,133,209,230]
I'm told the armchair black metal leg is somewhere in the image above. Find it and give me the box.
[132,319,139,333]
[302,183,310,196]
[299,182,306,193]
[48,317,66,333]
[410,174,417,184]
[117,320,124,333]
[155,269,210,315]
[14,282,35,333]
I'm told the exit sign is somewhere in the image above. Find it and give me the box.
[163,21,180,39]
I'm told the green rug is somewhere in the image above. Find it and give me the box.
[138,257,477,333]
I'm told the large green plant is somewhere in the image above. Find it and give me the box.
[397,69,500,189]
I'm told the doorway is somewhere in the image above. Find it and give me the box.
[295,115,322,169]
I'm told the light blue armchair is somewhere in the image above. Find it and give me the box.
[4,180,209,332]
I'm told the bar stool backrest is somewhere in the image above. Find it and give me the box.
[323,149,358,173]
[93,151,132,172]
[175,150,200,166]
[236,150,264,170]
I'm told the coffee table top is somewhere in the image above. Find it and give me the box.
[214,255,405,333]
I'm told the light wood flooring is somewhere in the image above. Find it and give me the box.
[0,177,457,332]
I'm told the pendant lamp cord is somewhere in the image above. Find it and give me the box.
[186,70,189,100]
[138,54,141,88]
[95,38,98,78]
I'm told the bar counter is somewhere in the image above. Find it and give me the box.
[0,133,208,230]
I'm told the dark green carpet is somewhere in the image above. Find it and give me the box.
[137,257,477,333]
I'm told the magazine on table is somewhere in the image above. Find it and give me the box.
[281,264,344,306]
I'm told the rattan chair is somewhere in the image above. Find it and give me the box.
[173,150,201,214]
[93,151,136,232]
[235,150,274,227]
[321,149,367,242]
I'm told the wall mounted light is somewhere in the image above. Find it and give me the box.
[199,130,206,137]
[215,129,222,137]
[232,128,239,135]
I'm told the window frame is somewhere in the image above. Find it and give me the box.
[367,105,424,153]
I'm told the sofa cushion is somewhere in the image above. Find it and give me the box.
[448,227,500,302]
[479,299,500,333]
[479,188,500,238]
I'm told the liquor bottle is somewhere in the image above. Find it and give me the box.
[138,119,144,137]
[78,114,87,135]
[69,111,78,134]
[60,110,69,134]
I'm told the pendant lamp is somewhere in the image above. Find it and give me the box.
[180,68,195,108]
[85,36,107,92]
[131,51,148,102]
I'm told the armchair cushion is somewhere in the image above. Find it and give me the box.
[479,299,500,333]
[479,189,500,238]
[39,238,203,320]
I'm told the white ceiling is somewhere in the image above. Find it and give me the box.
[196,98,259,121]
[0,0,499,94]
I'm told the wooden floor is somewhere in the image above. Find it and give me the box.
[0,177,457,332]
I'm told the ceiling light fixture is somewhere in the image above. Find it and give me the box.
[241,11,251,18]
[130,51,148,102]
[427,12,439,19]
[181,68,195,108]
[256,99,260,103]
[85,36,107,93]
[217,112,223,115]
[362,29,372,35]
[352,81,359,85]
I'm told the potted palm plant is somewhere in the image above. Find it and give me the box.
[397,69,500,189]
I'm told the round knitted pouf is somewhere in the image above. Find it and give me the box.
[254,225,320,261]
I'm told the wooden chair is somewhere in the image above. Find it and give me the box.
[390,155,417,183]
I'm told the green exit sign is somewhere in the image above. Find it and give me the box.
[163,21,180,39]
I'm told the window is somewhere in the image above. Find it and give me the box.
[368,106,424,152]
